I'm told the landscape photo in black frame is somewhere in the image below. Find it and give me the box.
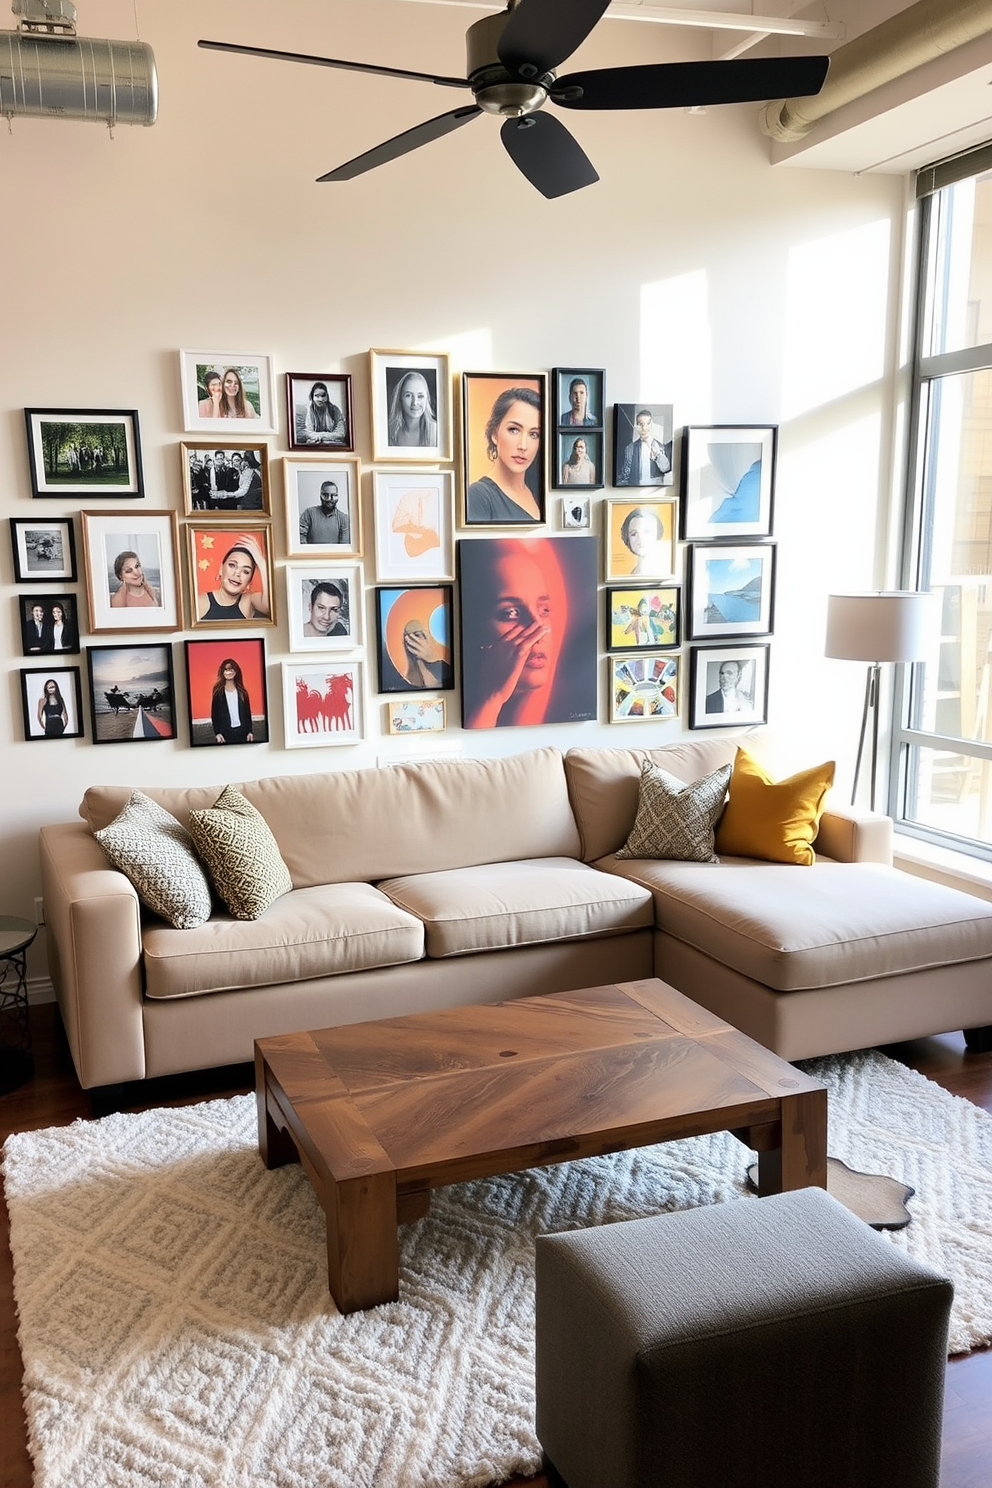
[687,542,776,641]
[24,409,143,498]
[87,642,177,744]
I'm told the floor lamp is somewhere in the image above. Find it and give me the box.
[824,592,933,811]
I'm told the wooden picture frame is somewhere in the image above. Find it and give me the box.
[387,698,446,734]
[609,654,680,722]
[680,424,777,541]
[606,585,681,652]
[81,510,182,634]
[688,643,770,729]
[180,441,270,516]
[179,350,276,434]
[24,408,143,498]
[372,469,455,582]
[9,517,76,582]
[184,637,269,747]
[185,522,276,628]
[605,498,677,583]
[86,642,177,744]
[461,371,547,527]
[20,665,84,740]
[285,563,362,652]
[687,542,776,640]
[369,349,451,463]
[282,659,364,747]
[283,456,363,559]
[285,373,355,452]
[375,584,454,693]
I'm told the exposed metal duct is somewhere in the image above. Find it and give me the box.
[0,0,157,126]
[760,0,992,144]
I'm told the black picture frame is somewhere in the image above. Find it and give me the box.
[606,585,681,653]
[374,585,455,693]
[612,403,675,488]
[24,408,143,499]
[18,593,80,656]
[20,666,84,741]
[555,430,604,491]
[86,643,177,744]
[552,367,605,430]
[679,424,777,541]
[9,517,77,582]
[285,372,355,453]
[184,636,270,748]
[687,542,776,641]
[461,371,547,527]
[688,643,770,730]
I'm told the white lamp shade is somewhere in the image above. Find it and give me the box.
[824,591,935,663]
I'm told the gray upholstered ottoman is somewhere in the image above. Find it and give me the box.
[535,1187,952,1488]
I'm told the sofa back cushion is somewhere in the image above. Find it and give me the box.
[80,747,580,887]
[565,736,750,863]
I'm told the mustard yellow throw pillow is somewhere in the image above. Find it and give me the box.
[714,749,835,866]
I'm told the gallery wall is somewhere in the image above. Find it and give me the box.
[0,0,910,984]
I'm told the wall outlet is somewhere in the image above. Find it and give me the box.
[34,896,45,925]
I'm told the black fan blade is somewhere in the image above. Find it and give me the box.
[500,112,599,200]
[198,38,470,91]
[551,55,829,111]
[497,0,611,79]
[318,105,482,182]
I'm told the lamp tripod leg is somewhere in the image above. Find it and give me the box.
[851,665,874,807]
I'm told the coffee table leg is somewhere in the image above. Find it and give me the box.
[256,1067,299,1170]
[755,1087,828,1196]
[326,1169,400,1314]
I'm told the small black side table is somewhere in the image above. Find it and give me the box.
[0,915,37,1094]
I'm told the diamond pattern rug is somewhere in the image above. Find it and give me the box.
[4,1048,992,1488]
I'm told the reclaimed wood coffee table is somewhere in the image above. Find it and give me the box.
[255,977,827,1314]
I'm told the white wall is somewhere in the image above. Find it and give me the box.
[1,1,908,981]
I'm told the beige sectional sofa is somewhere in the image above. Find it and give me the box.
[39,735,992,1092]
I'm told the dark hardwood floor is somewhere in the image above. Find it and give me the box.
[2,1004,991,1488]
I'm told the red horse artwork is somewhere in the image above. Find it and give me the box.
[292,666,357,741]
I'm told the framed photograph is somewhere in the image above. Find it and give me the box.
[283,457,362,559]
[387,698,446,734]
[375,585,454,693]
[369,349,451,463]
[286,563,362,652]
[282,659,363,747]
[680,425,777,540]
[186,523,275,628]
[553,368,604,430]
[605,499,677,582]
[286,372,354,452]
[373,469,454,582]
[180,441,270,515]
[179,350,276,434]
[612,404,675,488]
[20,666,84,741]
[688,643,770,730]
[24,409,143,499]
[86,643,176,744]
[555,430,603,491]
[687,542,776,640]
[562,495,591,529]
[609,654,680,723]
[607,585,680,653]
[18,593,80,656]
[184,637,269,747]
[462,371,547,527]
[9,518,76,582]
[457,536,598,729]
[81,510,181,634]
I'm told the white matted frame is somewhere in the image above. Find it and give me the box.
[369,349,452,463]
[283,456,363,559]
[282,659,364,747]
[285,563,363,653]
[687,542,776,640]
[680,424,777,540]
[179,350,276,434]
[688,642,770,729]
[373,469,454,582]
[81,510,181,633]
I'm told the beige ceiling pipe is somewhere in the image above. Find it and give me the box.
[760,0,992,142]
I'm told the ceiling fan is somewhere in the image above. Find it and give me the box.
[199,0,829,200]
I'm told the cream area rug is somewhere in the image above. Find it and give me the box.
[4,1048,992,1488]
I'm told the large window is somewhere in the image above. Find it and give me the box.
[898,150,992,857]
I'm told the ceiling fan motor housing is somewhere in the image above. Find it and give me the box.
[466,10,552,116]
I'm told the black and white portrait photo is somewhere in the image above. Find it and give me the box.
[613,403,675,487]
[286,373,353,452]
[285,564,362,652]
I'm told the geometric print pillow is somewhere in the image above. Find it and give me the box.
[188,784,293,921]
[615,759,732,864]
[93,790,213,929]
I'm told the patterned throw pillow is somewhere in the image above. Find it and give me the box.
[616,759,732,863]
[188,785,293,920]
[94,790,213,929]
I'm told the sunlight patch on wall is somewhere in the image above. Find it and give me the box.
[442,327,493,372]
[782,219,891,421]
[640,270,711,414]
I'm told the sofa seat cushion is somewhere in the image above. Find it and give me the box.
[142,883,425,1000]
[378,857,653,959]
[599,857,992,992]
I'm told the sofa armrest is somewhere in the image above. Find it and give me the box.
[814,802,892,865]
[39,822,147,1088]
